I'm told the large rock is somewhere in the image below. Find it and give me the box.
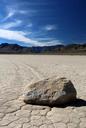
[23,77,77,106]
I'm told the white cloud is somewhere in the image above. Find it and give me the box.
[34,37,62,46]
[35,37,55,41]
[2,3,37,22]
[3,8,16,21]
[27,23,33,27]
[44,25,57,31]
[0,29,44,46]
[44,40,62,46]
[0,20,22,29]
[19,10,27,14]
[3,6,28,21]
[6,11,15,18]
[0,29,62,46]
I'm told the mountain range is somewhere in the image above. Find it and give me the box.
[0,43,86,55]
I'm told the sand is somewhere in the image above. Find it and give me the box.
[0,55,86,128]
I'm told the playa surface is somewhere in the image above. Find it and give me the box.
[0,55,86,128]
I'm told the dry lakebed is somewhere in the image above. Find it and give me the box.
[0,55,86,128]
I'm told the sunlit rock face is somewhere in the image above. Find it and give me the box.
[23,77,77,106]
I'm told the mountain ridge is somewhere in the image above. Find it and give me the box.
[0,43,86,55]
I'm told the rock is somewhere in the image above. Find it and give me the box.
[23,77,77,106]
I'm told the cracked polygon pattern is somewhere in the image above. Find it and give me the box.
[0,55,86,128]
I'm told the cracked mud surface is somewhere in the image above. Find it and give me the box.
[0,55,86,128]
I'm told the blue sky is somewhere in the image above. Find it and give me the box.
[0,0,86,46]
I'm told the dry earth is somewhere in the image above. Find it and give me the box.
[0,55,86,128]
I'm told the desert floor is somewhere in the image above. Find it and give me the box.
[0,55,86,128]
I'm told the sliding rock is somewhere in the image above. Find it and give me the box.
[23,77,77,106]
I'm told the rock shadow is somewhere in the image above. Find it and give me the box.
[24,99,86,108]
[67,98,86,107]
[50,99,86,108]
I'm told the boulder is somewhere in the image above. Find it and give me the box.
[23,77,77,106]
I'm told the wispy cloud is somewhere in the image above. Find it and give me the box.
[27,23,33,27]
[35,37,62,46]
[2,6,28,21]
[0,20,22,29]
[0,3,60,46]
[35,37,55,41]
[0,29,44,46]
[3,8,15,21]
[18,10,27,14]
[44,40,62,46]
[0,28,62,46]
[44,25,57,31]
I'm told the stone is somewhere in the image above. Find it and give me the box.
[23,77,77,106]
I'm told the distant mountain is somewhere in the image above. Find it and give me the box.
[0,43,86,55]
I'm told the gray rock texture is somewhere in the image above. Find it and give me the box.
[24,77,77,106]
